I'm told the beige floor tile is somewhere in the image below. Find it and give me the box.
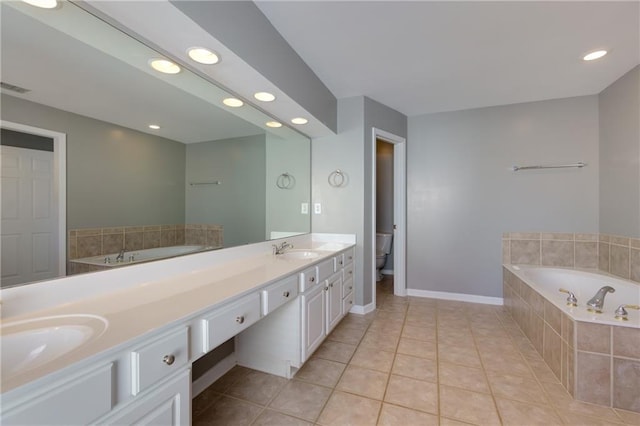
[195,396,262,426]
[192,387,222,418]
[360,330,400,352]
[294,358,346,388]
[377,403,438,426]
[402,324,436,341]
[384,374,438,414]
[540,380,574,405]
[226,370,287,406]
[439,385,501,425]
[552,398,625,424]
[495,397,563,425]
[252,409,313,426]
[438,362,490,393]
[368,319,404,335]
[527,357,561,383]
[336,365,389,400]
[268,380,332,422]
[488,373,549,405]
[350,346,395,372]
[391,353,437,383]
[374,309,407,322]
[313,340,358,363]
[337,314,373,331]
[317,391,382,425]
[326,324,366,345]
[560,413,625,425]
[397,337,437,359]
[438,343,482,368]
[440,417,478,425]
[202,365,250,394]
[614,408,640,425]
[482,353,534,379]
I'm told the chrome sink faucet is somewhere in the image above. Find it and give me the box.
[115,249,126,262]
[273,241,294,255]
[586,286,615,313]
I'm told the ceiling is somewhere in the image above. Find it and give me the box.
[255,1,640,117]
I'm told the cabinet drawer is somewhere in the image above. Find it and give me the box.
[342,248,355,266]
[299,266,318,292]
[342,277,354,299]
[203,292,261,351]
[3,363,113,425]
[131,327,189,395]
[342,263,354,284]
[317,258,336,282]
[342,291,354,315]
[262,275,299,315]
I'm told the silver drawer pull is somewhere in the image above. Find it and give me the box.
[349,271,353,275]
[339,261,343,266]
[349,286,353,290]
[349,301,353,304]
[236,316,245,324]
[283,291,290,298]
[310,276,315,282]
[330,283,334,287]
[349,256,353,260]
[163,355,175,365]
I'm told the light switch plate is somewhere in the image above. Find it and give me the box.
[314,203,322,214]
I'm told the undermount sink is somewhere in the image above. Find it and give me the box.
[278,250,321,260]
[1,314,108,379]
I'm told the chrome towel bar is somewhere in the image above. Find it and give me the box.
[512,162,586,172]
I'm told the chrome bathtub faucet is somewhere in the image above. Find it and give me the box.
[115,249,126,262]
[614,304,640,321]
[273,241,294,255]
[558,288,578,307]
[586,286,615,313]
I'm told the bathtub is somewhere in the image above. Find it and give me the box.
[71,245,215,268]
[507,265,639,327]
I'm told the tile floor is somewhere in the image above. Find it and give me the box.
[193,277,640,425]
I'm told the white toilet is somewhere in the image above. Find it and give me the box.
[376,232,393,281]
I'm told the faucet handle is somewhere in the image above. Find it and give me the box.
[559,288,578,307]
[614,304,640,321]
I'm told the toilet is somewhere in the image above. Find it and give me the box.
[376,232,393,281]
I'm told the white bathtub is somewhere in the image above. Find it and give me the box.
[506,265,640,328]
[71,245,215,268]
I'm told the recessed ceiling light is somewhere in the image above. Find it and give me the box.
[254,92,276,102]
[583,50,607,61]
[223,98,244,107]
[22,0,57,8]
[291,117,308,125]
[266,121,282,128]
[149,124,160,130]
[149,59,181,74]
[187,47,220,65]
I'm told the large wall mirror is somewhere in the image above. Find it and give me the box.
[0,1,311,288]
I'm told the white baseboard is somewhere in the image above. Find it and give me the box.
[407,288,503,306]
[349,301,376,315]
[191,353,237,398]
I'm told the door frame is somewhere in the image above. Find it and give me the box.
[1,120,67,278]
[371,127,407,303]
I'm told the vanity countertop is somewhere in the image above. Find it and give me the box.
[0,235,355,394]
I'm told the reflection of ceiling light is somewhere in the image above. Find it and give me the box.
[291,117,308,125]
[187,47,220,65]
[149,124,160,130]
[22,0,57,8]
[266,121,282,128]
[223,98,244,107]
[583,50,607,61]
[149,59,181,74]
[254,92,276,102]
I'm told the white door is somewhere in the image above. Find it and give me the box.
[1,145,58,286]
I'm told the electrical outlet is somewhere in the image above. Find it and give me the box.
[301,203,309,214]
[314,203,322,214]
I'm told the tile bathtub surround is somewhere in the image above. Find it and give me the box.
[193,278,638,425]
[504,267,640,413]
[502,232,640,285]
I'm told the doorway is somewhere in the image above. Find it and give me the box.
[371,128,406,306]
[1,121,66,287]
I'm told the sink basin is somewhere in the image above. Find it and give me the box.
[278,250,321,260]
[1,314,108,379]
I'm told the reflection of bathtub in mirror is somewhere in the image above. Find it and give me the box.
[69,245,216,274]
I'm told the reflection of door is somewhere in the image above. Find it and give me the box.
[1,145,57,286]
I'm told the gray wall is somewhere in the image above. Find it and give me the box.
[407,95,600,298]
[1,95,186,229]
[171,0,337,133]
[265,134,311,238]
[185,135,266,247]
[599,65,640,238]
[312,96,407,308]
[376,140,394,270]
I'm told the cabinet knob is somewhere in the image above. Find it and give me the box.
[324,286,329,291]
[310,276,315,282]
[339,261,343,266]
[349,256,353,260]
[349,301,353,305]
[236,316,245,324]
[330,283,334,288]
[283,291,290,298]
[163,355,175,365]
[349,286,353,290]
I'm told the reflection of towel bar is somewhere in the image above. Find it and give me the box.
[276,173,295,189]
[512,162,586,172]
[189,181,221,186]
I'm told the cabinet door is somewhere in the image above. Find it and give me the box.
[326,274,343,334]
[301,284,325,361]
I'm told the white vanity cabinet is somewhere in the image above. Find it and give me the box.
[236,248,355,379]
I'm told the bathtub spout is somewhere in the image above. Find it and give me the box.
[586,286,615,313]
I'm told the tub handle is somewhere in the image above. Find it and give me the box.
[615,304,640,321]
[558,288,578,307]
